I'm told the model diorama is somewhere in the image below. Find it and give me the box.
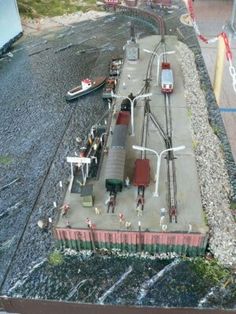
[1,0,236,313]
[55,21,209,255]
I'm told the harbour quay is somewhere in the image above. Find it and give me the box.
[54,35,209,256]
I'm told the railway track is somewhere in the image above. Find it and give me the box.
[164,93,178,222]
[133,30,178,221]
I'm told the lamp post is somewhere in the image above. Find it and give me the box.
[143,49,175,86]
[111,92,152,136]
[132,145,185,197]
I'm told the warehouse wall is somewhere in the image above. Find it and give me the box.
[0,0,22,53]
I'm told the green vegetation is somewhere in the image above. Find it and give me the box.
[0,155,13,165]
[48,250,64,266]
[191,257,230,285]
[192,139,199,150]
[230,201,236,210]
[17,0,98,18]
[187,107,192,118]
[212,125,221,136]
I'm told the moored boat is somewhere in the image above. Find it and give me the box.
[66,76,106,101]
[102,77,117,99]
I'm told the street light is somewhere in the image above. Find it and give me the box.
[143,49,175,86]
[132,145,185,197]
[111,92,152,136]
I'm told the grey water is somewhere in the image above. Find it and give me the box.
[0,13,235,309]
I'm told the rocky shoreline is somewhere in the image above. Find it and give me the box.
[21,10,110,35]
[177,42,236,268]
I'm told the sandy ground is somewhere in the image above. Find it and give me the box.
[21,10,110,35]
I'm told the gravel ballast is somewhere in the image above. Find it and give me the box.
[177,41,236,267]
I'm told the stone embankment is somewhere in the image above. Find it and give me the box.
[177,42,236,268]
[21,11,110,35]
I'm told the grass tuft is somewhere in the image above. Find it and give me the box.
[0,155,13,165]
[48,250,64,266]
[18,0,98,18]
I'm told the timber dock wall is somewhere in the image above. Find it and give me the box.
[55,228,208,256]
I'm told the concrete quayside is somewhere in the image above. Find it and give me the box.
[54,35,209,256]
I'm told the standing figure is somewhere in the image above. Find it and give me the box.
[86,218,92,228]
[159,207,167,226]
[107,192,116,213]
[136,193,144,209]
[94,207,101,215]
[125,176,130,188]
[60,203,70,217]
[136,204,143,217]
[118,213,125,225]
[125,221,132,230]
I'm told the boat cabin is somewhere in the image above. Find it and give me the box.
[82,78,92,90]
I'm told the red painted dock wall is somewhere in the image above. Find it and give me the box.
[54,227,208,256]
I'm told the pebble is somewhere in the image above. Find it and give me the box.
[177,42,236,267]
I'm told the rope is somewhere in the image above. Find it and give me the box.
[187,0,236,93]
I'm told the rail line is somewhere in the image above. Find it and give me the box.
[164,94,178,222]
[133,28,178,221]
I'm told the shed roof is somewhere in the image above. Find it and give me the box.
[111,125,128,148]
[105,148,126,181]
[133,159,150,187]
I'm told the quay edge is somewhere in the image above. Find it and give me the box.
[55,227,208,257]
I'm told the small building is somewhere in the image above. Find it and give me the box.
[0,0,23,56]
[126,42,140,61]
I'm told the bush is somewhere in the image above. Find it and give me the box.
[48,250,64,266]
[191,257,230,284]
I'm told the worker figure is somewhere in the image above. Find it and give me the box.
[118,213,125,225]
[169,206,177,223]
[60,204,70,217]
[160,207,166,217]
[188,223,192,233]
[79,147,86,158]
[86,218,92,228]
[66,220,71,228]
[160,207,166,226]
[136,193,144,209]
[90,127,95,140]
[88,135,93,146]
[107,192,116,213]
[162,224,168,232]
[92,137,100,151]
[94,207,101,215]
[110,126,113,135]
[160,215,165,226]
[125,176,130,188]
[136,204,142,217]
[125,221,132,230]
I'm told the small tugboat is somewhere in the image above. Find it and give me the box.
[102,77,117,99]
[66,76,106,101]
